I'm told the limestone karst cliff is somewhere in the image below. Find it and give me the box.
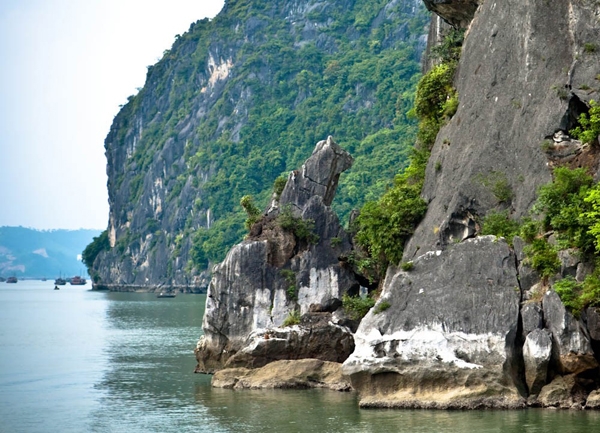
[344,0,600,409]
[86,0,429,291]
[196,0,600,409]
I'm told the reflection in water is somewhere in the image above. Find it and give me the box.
[195,385,361,433]
[194,383,600,433]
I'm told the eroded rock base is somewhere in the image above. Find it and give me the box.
[212,359,352,392]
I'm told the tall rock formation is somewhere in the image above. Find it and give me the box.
[343,0,600,408]
[405,0,599,256]
[195,137,359,373]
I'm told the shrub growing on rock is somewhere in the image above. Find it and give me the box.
[480,211,521,244]
[277,206,319,244]
[282,309,301,327]
[342,293,375,320]
[241,195,262,231]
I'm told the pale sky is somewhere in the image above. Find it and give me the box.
[0,0,224,230]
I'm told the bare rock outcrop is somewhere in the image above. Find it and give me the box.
[543,290,598,375]
[343,237,525,409]
[359,0,600,408]
[422,0,481,28]
[523,329,552,396]
[195,137,358,373]
[277,136,354,212]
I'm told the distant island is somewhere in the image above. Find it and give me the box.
[0,226,101,279]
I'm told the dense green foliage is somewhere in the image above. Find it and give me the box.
[490,166,600,311]
[282,309,301,326]
[373,300,391,314]
[482,167,600,285]
[280,269,297,300]
[354,161,428,271]
[413,28,463,149]
[240,195,261,231]
[534,167,595,252]
[570,99,600,144]
[523,239,561,279]
[82,230,110,270]
[100,0,431,276]
[272,175,288,199]
[554,272,600,314]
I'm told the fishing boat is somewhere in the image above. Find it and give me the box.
[69,276,87,285]
[54,277,67,285]
[6,276,17,283]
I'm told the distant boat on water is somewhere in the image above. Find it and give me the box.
[157,292,176,298]
[54,277,67,285]
[69,276,87,285]
[6,276,17,283]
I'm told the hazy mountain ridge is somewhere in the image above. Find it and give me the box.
[0,227,101,278]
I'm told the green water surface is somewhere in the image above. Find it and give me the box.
[0,281,598,432]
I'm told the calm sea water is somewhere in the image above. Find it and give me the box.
[1,281,599,432]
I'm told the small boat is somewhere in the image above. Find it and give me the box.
[6,276,17,283]
[54,285,60,290]
[69,276,87,285]
[54,277,67,285]
[157,292,176,298]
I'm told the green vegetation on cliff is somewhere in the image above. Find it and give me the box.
[352,28,463,279]
[92,0,431,284]
[570,99,600,144]
[481,165,600,312]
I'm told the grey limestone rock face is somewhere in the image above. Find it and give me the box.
[278,136,354,212]
[405,0,600,260]
[586,307,600,342]
[523,329,552,396]
[195,138,358,373]
[543,290,598,375]
[343,236,524,408]
[223,320,354,370]
[558,249,580,279]
[521,302,544,340]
